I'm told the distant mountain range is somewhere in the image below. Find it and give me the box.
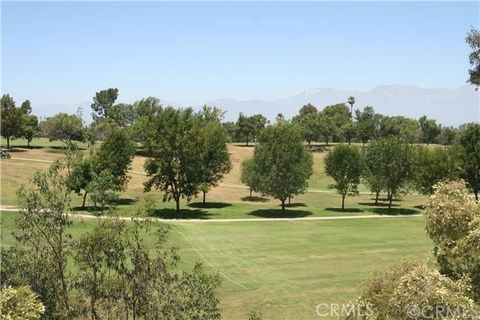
[36,84,479,126]
[207,85,479,126]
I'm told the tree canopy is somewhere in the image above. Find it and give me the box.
[248,123,313,211]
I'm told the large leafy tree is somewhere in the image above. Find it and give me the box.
[378,116,419,143]
[22,115,40,148]
[354,106,380,145]
[456,123,480,200]
[1,94,26,149]
[466,28,480,87]
[249,123,313,211]
[364,138,414,209]
[67,128,134,209]
[319,103,351,143]
[324,145,364,210]
[413,146,458,195]
[236,113,267,146]
[40,113,85,146]
[91,88,119,120]
[197,121,232,205]
[241,158,261,198]
[419,115,441,145]
[143,108,205,213]
[292,103,320,146]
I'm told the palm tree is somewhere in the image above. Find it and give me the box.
[347,96,355,121]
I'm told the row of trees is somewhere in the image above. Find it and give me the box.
[323,122,480,210]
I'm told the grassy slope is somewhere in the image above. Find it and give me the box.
[1,211,432,320]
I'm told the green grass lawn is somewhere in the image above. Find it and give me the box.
[1,211,432,319]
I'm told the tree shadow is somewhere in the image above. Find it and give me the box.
[285,203,307,208]
[71,206,107,214]
[371,207,419,216]
[414,205,425,210]
[241,196,269,202]
[115,198,136,206]
[325,207,364,213]
[248,209,312,218]
[377,198,403,202]
[188,202,232,209]
[4,148,27,153]
[235,144,255,148]
[148,208,212,220]
[358,202,400,207]
[307,145,327,153]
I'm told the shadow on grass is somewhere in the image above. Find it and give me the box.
[115,198,136,206]
[148,208,212,219]
[248,209,312,218]
[188,202,232,209]
[4,148,28,153]
[285,202,307,208]
[414,205,425,210]
[358,202,399,207]
[325,207,364,213]
[371,207,419,216]
[307,145,327,153]
[71,206,107,214]
[241,196,269,202]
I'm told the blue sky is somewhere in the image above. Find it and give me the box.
[2,1,479,108]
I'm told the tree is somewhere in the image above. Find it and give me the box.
[10,160,73,318]
[40,113,85,146]
[91,88,119,120]
[292,103,320,146]
[413,146,458,195]
[91,128,135,191]
[378,116,419,143]
[324,145,364,209]
[466,28,480,87]
[419,115,441,145]
[241,158,261,198]
[1,94,26,149]
[319,103,351,143]
[347,96,355,120]
[20,99,32,115]
[143,108,205,213]
[0,286,45,320]
[249,123,313,211]
[348,260,477,319]
[22,115,40,148]
[354,106,379,145]
[364,138,414,209]
[456,123,480,200]
[236,113,267,146]
[438,126,457,147]
[197,121,232,204]
[66,129,134,210]
[425,180,480,301]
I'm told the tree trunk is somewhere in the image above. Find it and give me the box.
[342,193,346,210]
[6,136,9,149]
[202,191,206,205]
[475,190,478,202]
[249,188,252,198]
[288,196,291,205]
[27,140,31,148]
[82,191,88,208]
[374,191,379,206]
[388,194,393,211]
[281,199,286,212]
[175,197,180,215]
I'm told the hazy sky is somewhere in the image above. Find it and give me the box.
[2,1,479,108]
